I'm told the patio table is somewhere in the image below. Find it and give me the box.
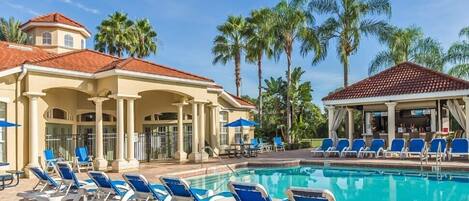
[229,143,254,158]
[0,170,24,190]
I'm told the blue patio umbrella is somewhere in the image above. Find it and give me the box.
[0,120,19,127]
[224,118,258,127]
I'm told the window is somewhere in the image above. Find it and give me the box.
[0,102,6,162]
[81,39,85,49]
[219,111,228,145]
[64,34,73,48]
[42,32,51,45]
[144,115,152,121]
[79,113,114,122]
[52,108,66,120]
[234,127,242,143]
[159,112,177,120]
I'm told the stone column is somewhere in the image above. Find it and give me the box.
[126,98,139,168]
[209,104,220,155]
[24,92,45,169]
[173,102,188,161]
[88,97,109,171]
[188,102,199,161]
[112,96,127,171]
[385,102,397,145]
[463,97,469,138]
[198,103,209,160]
[326,106,335,139]
[346,107,354,144]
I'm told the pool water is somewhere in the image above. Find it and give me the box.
[188,166,469,201]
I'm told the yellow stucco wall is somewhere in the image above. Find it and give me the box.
[25,27,87,53]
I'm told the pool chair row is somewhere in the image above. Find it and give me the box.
[44,146,94,173]
[311,138,386,158]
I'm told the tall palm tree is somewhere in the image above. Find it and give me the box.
[245,8,275,127]
[128,19,158,58]
[0,17,28,44]
[212,16,249,97]
[301,0,391,87]
[447,26,469,79]
[95,12,134,57]
[368,26,445,75]
[271,0,322,141]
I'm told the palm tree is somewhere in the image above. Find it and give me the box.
[447,26,469,79]
[368,26,445,75]
[212,16,249,97]
[245,8,275,127]
[95,12,134,57]
[301,0,391,87]
[128,19,158,58]
[271,0,322,141]
[0,17,28,44]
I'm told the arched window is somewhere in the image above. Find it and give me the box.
[79,113,114,122]
[64,34,73,48]
[52,108,66,119]
[42,32,51,45]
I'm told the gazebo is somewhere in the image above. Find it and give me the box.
[322,62,469,145]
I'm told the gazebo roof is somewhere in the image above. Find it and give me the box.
[322,62,469,105]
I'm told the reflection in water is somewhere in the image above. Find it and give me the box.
[187,166,469,201]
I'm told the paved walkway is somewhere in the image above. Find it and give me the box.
[3,149,469,200]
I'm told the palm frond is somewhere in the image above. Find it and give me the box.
[448,64,469,79]
[368,50,394,75]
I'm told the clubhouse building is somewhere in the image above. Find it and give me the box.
[0,13,255,172]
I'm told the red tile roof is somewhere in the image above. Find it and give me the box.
[0,41,54,70]
[228,93,256,107]
[323,62,469,101]
[21,13,86,29]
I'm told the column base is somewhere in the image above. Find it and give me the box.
[94,158,108,171]
[174,151,188,162]
[111,159,129,172]
[188,151,209,162]
[127,159,140,170]
[24,163,40,178]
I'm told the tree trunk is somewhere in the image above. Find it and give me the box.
[343,56,349,87]
[257,54,263,128]
[235,52,241,97]
[286,48,292,144]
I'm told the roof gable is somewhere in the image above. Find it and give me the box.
[323,62,469,101]
[21,13,86,29]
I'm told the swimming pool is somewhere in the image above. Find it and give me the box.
[188,166,469,201]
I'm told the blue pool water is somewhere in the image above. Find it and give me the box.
[188,166,469,201]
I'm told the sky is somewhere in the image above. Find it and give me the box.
[1,0,468,109]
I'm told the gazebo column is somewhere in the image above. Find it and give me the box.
[24,92,45,171]
[173,102,188,161]
[89,97,109,171]
[385,102,397,144]
[111,96,128,172]
[346,107,354,144]
[126,97,139,169]
[209,104,220,155]
[326,106,335,139]
[198,102,209,161]
[188,101,199,161]
[463,97,469,138]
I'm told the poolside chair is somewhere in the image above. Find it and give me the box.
[359,139,385,158]
[123,173,170,201]
[16,166,63,200]
[88,171,133,201]
[274,137,285,152]
[249,138,261,157]
[44,149,58,172]
[341,139,366,158]
[448,138,469,160]
[286,187,336,201]
[427,138,447,160]
[384,138,406,159]
[74,146,94,173]
[160,176,233,201]
[311,138,333,157]
[227,181,274,201]
[325,139,349,158]
[404,138,426,159]
[56,162,96,197]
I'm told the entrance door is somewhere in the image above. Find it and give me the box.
[45,123,73,161]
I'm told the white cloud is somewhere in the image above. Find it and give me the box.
[57,0,99,14]
[4,1,40,16]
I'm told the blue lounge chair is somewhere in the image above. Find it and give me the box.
[341,139,366,158]
[249,138,261,156]
[74,147,93,173]
[123,173,170,201]
[88,171,133,201]
[325,139,349,157]
[160,176,232,201]
[427,138,447,159]
[44,149,58,172]
[56,162,96,196]
[274,137,285,152]
[384,138,406,159]
[227,181,277,201]
[311,138,333,157]
[404,138,426,158]
[359,139,385,158]
[285,187,336,201]
[16,166,63,200]
[448,138,469,160]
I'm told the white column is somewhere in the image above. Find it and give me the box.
[126,98,139,168]
[24,92,45,169]
[346,107,354,144]
[326,106,335,139]
[173,102,187,161]
[463,97,469,138]
[188,102,199,161]
[209,105,220,155]
[385,102,397,145]
[89,97,108,171]
[112,97,127,171]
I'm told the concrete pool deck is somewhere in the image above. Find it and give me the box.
[4,148,469,200]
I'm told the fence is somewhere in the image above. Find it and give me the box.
[45,133,117,161]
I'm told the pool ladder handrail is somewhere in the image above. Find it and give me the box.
[200,146,239,177]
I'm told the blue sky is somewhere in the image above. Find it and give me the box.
[1,0,468,108]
